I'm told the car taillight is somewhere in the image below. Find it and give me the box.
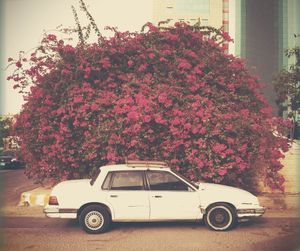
[49,196,59,205]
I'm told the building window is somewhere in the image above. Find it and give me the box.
[175,0,210,14]
[201,18,209,25]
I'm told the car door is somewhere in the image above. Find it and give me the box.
[147,170,201,220]
[104,171,150,221]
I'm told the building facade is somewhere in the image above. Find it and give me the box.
[153,0,225,30]
[153,0,300,117]
[234,0,300,111]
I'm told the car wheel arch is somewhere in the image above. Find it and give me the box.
[204,202,237,231]
[205,202,237,213]
[77,202,112,220]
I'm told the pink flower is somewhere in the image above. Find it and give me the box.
[61,69,70,75]
[185,50,197,58]
[128,60,134,66]
[177,59,192,70]
[158,93,168,103]
[199,127,206,135]
[222,31,233,42]
[100,57,111,69]
[149,53,155,59]
[138,64,147,72]
[155,116,167,125]
[130,140,138,147]
[16,61,22,68]
[74,96,83,103]
[172,118,181,126]
[240,109,249,116]
[184,123,192,130]
[127,152,138,159]
[260,107,272,114]
[238,163,247,171]
[64,45,75,53]
[143,115,151,123]
[225,149,234,155]
[127,111,139,121]
[47,34,57,41]
[90,103,98,111]
[218,169,227,176]
[213,143,227,154]
[159,57,167,62]
[238,144,247,153]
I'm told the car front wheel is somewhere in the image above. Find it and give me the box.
[79,205,111,234]
[204,203,236,231]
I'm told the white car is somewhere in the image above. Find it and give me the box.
[44,161,265,233]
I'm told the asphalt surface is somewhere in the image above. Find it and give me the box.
[1,169,40,207]
[1,170,300,251]
[1,216,300,251]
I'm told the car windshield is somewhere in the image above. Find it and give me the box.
[172,169,199,189]
[90,168,101,186]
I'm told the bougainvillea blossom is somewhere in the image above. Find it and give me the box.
[8,22,291,191]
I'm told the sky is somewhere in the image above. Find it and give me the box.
[0,0,153,115]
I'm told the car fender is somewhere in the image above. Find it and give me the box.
[198,183,259,212]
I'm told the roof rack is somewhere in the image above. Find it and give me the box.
[126,160,168,168]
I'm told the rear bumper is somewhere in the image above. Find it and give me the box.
[44,207,77,219]
[237,206,266,218]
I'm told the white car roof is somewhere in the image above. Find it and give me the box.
[99,164,171,172]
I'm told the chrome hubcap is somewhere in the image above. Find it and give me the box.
[85,211,104,230]
[215,213,225,223]
[207,206,233,230]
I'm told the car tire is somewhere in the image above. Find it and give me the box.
[204,203,236,231]
[79,205,111,234]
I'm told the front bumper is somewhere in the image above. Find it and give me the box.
[237,206,266,218]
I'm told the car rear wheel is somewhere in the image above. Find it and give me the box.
[79,205,111,234]
[204,203,236,231]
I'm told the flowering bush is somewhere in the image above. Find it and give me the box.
[8,22,291,191]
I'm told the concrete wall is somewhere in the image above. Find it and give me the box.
[279,141,300,194]
[260,141,300,194]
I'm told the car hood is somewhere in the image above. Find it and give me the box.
[198,182,251,194]
[197,182,258,205]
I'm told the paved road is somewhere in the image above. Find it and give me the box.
[1,216,300,251]
[0,169,40,207]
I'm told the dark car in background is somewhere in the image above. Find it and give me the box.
[0,150,25,169]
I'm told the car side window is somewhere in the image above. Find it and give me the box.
[147,171,189,191]
[102,172,112,190]
[110,171,144,190]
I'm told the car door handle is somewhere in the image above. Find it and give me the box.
[110,195,118,198]
[154,195,162,198]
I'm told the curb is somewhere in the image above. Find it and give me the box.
[19,187,51,207]
[258,193,300,211]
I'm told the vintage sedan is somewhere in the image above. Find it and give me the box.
[44,161,265,234]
